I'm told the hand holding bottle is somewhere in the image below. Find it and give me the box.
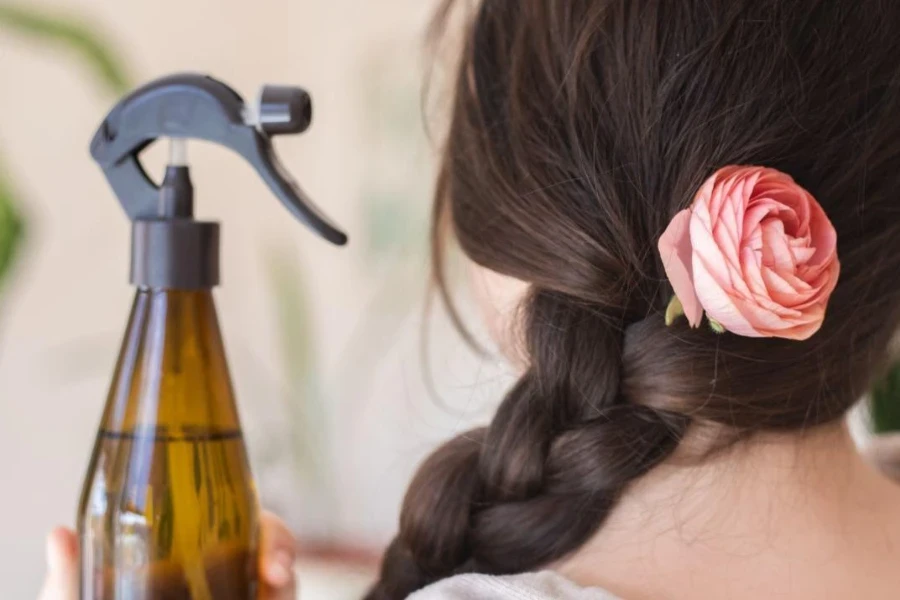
[38,512,298,600]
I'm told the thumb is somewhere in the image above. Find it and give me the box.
[38,528,78,600]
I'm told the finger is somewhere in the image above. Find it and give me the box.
[260,574,298,600]
[38,528,78,600]
[259,511,298,592]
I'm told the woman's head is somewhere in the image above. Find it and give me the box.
[367,1,900,597]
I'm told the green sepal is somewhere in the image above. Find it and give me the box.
[665,295,685,326]
[708,318,726,334]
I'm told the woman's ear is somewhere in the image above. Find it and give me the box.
[468,262,530,369]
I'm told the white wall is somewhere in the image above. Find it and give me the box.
[0,1,512,596]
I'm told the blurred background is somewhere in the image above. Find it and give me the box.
[0,0,516,597]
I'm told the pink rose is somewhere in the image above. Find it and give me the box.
[658,166,840,340]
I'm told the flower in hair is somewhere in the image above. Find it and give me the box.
[658,166,839,340]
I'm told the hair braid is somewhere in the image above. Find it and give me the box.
[366,0,900,597]
[365,292,690,598]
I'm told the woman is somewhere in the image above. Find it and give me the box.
[42,0,900,598]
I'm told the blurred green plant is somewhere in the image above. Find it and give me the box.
[0,4,130,95]
[0,2,131,293]
[872,361,900,434]
[0,160,24,294]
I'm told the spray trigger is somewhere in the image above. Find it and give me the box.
[89,73,347,246]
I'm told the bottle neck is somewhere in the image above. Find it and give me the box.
[100,288,240,436]
[130,220,220,290]
[130,165,221,290]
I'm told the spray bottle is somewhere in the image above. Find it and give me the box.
[77,74,347,599]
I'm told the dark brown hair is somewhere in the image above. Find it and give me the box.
[367,1,900,597]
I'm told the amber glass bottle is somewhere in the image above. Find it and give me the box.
[77,288,260,600]
[81,73,348,599]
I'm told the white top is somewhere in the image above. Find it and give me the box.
[410,571,618,600]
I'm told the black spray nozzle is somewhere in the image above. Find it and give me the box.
[89,73,347,246]
[256,85,313,135]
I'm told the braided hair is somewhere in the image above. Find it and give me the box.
[367,0,900,597]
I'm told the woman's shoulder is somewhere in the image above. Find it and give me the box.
[408,571,619,600]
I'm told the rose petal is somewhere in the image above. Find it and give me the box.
[755,171,809,232]
[707,176,729,225]
[749,291,804,319]
[806,201,838,267]
[784,265,839,311]
[658,209,703,327]
[761,219,795,272]
[790,245,816,265]
[743,203,776,245]
[761,267,814,308]
[768,304,827,340]
[741,247,767,297]
[691,203,737,289]
[716,183,744,265]
[714,220,742,271]
[756,193,801,235]
[693,254,760,337]
[736,293,803,329]
[745,221,764,252]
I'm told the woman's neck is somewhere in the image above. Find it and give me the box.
[557,421,900,599]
